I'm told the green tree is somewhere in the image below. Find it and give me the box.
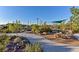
[69,7,79,33]
[70,6,79,15]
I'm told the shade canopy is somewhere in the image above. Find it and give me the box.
[52,19,66,23]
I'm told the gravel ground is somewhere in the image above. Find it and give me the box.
[0,33,79,52]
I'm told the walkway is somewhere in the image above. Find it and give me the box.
[0,33,79,52]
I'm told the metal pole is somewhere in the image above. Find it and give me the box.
[37,18,39,25]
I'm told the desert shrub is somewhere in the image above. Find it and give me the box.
[31,22,52,34]
[24,43,43,52]
[5,20,22,33]
[0,35,38,52]
[0,20,22,33]
[39,26,52,33]
[0,34,10,52]
[58,22,66,31]
[31,24,40,33]
[39,22,52,33]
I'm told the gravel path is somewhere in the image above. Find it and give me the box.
[0,33,79,52]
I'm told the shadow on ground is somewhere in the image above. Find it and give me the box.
[0,33,75,52]
[27,37,73,52]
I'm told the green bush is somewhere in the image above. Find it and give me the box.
[0,20,23,33]
[31,24,40,33]
[31,23,52,34]
[7,20,22,33]
[39,25,52,33]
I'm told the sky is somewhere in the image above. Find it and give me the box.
[0,6,74,24]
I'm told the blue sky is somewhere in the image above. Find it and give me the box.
[0,6,74,24]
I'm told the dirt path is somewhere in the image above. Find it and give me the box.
[0,33,79,52]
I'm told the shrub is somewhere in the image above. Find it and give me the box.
[31,24,40,33]
[0,34,10,52]
[39,26,52,33]
[31,23,52,34]
[24,43,43,52]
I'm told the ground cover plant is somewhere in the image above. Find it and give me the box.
[0,34,43,52]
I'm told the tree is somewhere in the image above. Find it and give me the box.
[69,7,79,33]
[70,6,79,15]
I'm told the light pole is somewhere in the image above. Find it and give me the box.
[37,18,39,25]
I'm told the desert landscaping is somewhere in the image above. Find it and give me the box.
[0,6,79,52]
